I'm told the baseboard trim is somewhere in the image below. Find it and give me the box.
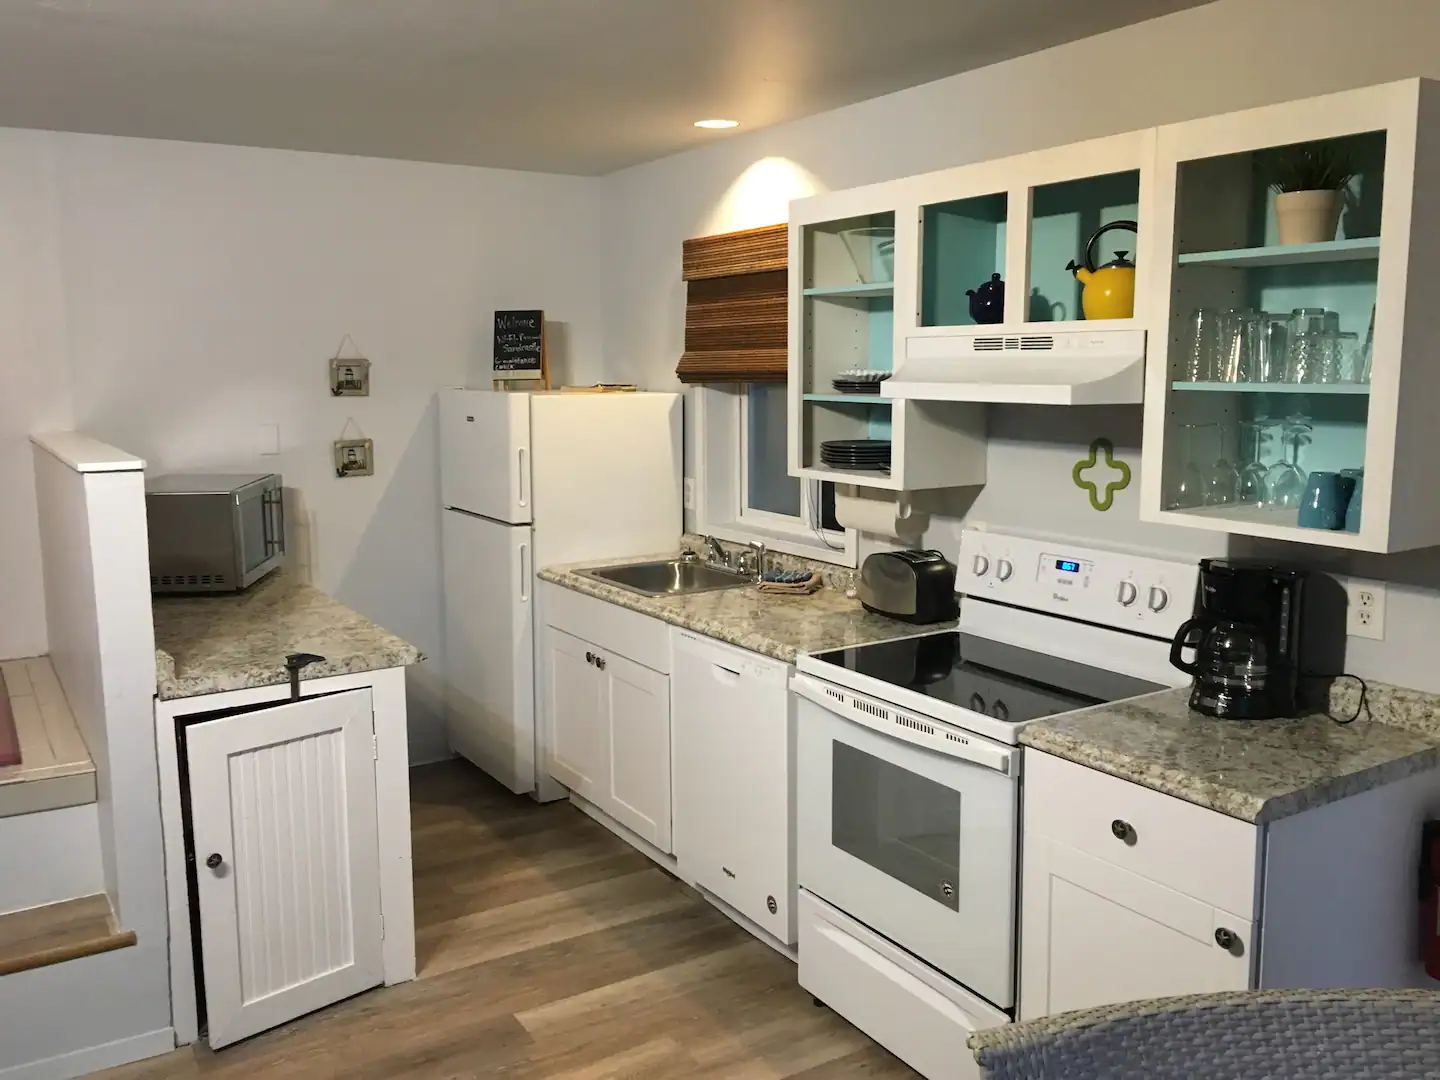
[0,1027,174,1080]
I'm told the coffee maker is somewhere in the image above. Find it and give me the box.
[1169,559,1308,719]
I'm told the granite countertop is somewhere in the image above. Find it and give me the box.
[538,551,951,663]
[153,573,423,700]
[1021,682,1440,824]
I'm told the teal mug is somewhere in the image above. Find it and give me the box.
[1299,471,1355,531]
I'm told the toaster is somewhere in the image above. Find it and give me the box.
[857,550,959,623]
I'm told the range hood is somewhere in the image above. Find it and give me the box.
[882,328,1146,405]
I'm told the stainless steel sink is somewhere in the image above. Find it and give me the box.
[580,558,752,597]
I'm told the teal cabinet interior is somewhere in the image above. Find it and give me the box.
[1028,171,1140,323]
[920,193,1007,326]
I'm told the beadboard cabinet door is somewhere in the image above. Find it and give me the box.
[1019,834,1253,1021]
[187,689,384,1049]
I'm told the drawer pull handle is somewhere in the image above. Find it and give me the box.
[1110,819,1133,842]
[1215,927,1238,951]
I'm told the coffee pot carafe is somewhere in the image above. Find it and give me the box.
[1170,560,1307,719]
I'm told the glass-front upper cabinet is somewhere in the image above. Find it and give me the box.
[788,184,986,492]
[1140,79,1440,552]
[889,131,1156,405]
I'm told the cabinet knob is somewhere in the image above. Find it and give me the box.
[595,656,606,671]
[1110,819,1133,842]
[206,853,223,870]
[1215,927,1237,950]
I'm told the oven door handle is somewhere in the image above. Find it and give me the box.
[790,674,1018,776]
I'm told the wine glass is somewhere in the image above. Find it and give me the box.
[1164,423,1210,509]
[1205,426,1241,506]
[1265,416,1313,510]
[1238,418,1270,505]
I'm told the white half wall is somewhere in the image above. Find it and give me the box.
[600,0,1440,692]
[2,132,606,762]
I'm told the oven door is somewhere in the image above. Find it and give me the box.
[793,673,1019,1010]
[234,478,285,588]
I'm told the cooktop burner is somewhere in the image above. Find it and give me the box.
[809,631,1165,725]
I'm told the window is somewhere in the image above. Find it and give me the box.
[692,384,855,566]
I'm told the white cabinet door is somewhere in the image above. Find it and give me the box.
[1020,834,1253,1021]
[672,632,793,941]
[600,649,672,852]
[543,626,607,800]
[187,689,384,1049]
[443,511,534,793]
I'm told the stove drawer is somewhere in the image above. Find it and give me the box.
[1024,750,1259,917]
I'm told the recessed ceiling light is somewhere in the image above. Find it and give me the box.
[694,119,740,130]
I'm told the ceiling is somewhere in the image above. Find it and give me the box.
[0,0,1209,175]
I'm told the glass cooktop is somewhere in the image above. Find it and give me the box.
[810,631,1166,725]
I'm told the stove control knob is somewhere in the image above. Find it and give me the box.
[1148,586,1170,613]
[1117,581,1139,607]
[995,559,1014,582]
[972,554,990,577]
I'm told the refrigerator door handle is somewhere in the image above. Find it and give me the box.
[517,447,529,510]
[519,541,530,604]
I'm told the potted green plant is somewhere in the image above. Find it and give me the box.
[1268,142,1354,245]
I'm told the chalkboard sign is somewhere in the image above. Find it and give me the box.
[493,309,545,381]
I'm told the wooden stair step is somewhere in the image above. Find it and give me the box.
[0,893,136,976]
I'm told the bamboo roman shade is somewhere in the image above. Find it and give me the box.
[677,223,788,383]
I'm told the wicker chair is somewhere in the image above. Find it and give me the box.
[968,989,1440,1079]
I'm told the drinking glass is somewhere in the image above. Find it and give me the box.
[1313,329,1343,384]
[1238,418,1270,504]
[1205,427,1241,506]
[1215,309,1252,382]
[1356,304,1376,384]
[1182,309,1221,382]
[1247,314,1287,383]
[1265,417,1313,509]
[1164,423,1210,509]
[1335,331,1362,382]
[1285,308,1328,383]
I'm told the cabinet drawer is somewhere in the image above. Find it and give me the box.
[1024,750,1259,917]
[540,581,670,674]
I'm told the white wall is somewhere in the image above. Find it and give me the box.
[600,0,1440,692]
[2,131,605,761]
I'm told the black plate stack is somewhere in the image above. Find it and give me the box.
[831,370,891,395]
[820,439,892,472]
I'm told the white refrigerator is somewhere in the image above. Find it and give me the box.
[439,388,682,797]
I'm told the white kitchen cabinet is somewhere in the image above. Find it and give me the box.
[1139,79,1440,552]
[1021,746,1440,1022]
[155,666,415,1048]
[539,602,673,853]
[672,630,794,944]
[1020,835,1253,1019]
[544,626,607,800]
[184,688,386,1048]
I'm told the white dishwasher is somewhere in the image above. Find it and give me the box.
[671,630,795,944]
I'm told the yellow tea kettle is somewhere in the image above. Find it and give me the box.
[1066,219,1137,320]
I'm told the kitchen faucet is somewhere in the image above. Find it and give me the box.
[704,535,728,567]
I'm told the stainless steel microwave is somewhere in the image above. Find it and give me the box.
[145,473,285,594]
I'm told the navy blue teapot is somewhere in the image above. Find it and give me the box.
[966,273,1005,325]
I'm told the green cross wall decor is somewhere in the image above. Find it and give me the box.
[1072,438,1131,512]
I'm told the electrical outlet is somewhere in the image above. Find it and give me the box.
[683,478,696,512]
[1344,578,1386,641]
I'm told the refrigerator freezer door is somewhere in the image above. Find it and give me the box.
[443,509,536,793]
[529,392,682,566]
[440,388,532,524]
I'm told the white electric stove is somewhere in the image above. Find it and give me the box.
[792,528,1199,1080]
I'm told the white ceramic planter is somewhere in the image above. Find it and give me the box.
[1275,189,1342,245]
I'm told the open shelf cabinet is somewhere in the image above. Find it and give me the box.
[886,130,1157,404]
[1139,78,1440,552]
[788,189,985,491]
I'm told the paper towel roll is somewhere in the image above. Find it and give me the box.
[834,487,929,543]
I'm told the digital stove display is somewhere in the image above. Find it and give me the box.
[810,631,1165,724]
[1055,559,1081,573]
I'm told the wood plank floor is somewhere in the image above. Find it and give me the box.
[99,759,918,1079]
